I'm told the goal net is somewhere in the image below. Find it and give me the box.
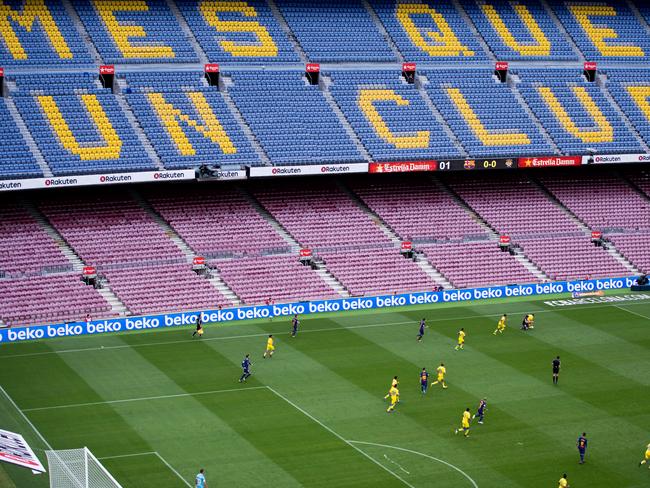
[45,448,123,488]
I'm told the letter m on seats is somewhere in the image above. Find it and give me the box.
[146,92,237,156]
[0,0,72,60]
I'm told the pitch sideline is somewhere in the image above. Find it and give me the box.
[3,300,648,360]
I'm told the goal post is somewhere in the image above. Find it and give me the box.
[45,448,123,488]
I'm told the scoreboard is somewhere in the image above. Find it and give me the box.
[437,158,516,171]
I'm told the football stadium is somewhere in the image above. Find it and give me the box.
[0,1,649,487]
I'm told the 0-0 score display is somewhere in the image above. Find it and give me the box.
[438,159,516,171]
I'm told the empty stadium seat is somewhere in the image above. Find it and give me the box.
[372,0,488,62]
[328,70,462,161]
[0,98,42,179]
[460,0,577,61]
[124,71,261,168]
[550,0,650,61]
[227,71,362,164]
[12,72,155,175]
[604,69,650,147]
[515,68,643,155]
[177,0,300,63]
[0,0,93,66]
[74,0,199,64]
[276,0,396,62]
[424,69,553,157]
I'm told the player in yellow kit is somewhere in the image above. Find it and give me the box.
[527,313,535,329]
[431,363,448,389]
[454,407,471,437]
[558,473,569,487]
[493,314,507,335]
[454,328,466,350]
[386,385,399,413]
[384,376,398,400]
[639,442,650,468]
[263,334,274,359]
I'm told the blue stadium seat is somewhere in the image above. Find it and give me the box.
[227,71,362,164]
[549,0,650,61]
[603,68,650,148]
[73,0,198,64]
[515,68,643,154]
[460,0,577,61]
[12,72,155,176]
[371,0,488,63]
[0,98,42,179]
[0,0,93,66]
[177,0,300,63]
[124,71,262,168]
[276,0,396,62]
[328,70,461,160]
[424,69,552,157]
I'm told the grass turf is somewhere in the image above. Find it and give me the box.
[0,295,649,487]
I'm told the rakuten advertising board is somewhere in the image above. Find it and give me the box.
[0,170,195,192]
[249,163,368,177]
[0,277,640,343]
[582,154,650,165]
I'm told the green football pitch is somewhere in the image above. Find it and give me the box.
[0,294,649,488]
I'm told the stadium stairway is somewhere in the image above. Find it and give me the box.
[240,186,350,297]
[452,0,496,61]
[340,180,453,289]
[114,86,165,171]
[22,200,130,317]
[61,0,103,64]
[508,74,560,155]
[130,189,243,306]
[415,74,467,158]
[542,0,586,60]
[320,74,372,162]
[530,175,642,276]
[598,75,650,154]
[220,75,273,166]
[433,175,551,282]
[164,0,209,64]
[266,0,310,63]
[3,96,52,177]
[361,0,404,62]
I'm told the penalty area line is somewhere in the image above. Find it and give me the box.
[348,440,478,488]
[99,451,191,487]
[265,386,415,488]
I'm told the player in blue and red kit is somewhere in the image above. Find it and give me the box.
[577,433,588,464]
[473,398,487,424]
[420,368,429,394]
[291,314,299,337]
[416,318,426,342]
[239,354,252,383]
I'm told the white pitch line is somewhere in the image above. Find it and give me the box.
[384,453,410,474]
[614,304,650,320]
[0,385,53,450]
[98,451,157,460]
[99,451,192,487]
[154,452,192,488]
[21,386,267,412]
[265,386,415,488]
[349,440,479,488]
[3,300,650,360]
